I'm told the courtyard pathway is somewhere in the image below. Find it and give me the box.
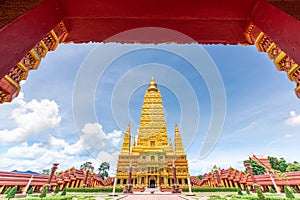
[122,195,184,199]
[119,194,203,200]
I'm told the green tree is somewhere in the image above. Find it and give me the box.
[39,186,47,199]
[290,187,297,194]
[198,174,203,180]
[279,158,288,172]
[98,162,110,179]
[61,187,67,196]
[284,186,295,199]
[6,186,17,200]
[244,160,266,175]
[246,187,251,195]
[4,187,11,195]
[237,187,243,195]
[80,161,94,172]
[54,186,59,195]
[269,187,275,194]
[268,156,288,172]
[27,187,34,194]
[286,163,300,172]
[256,187,265,200]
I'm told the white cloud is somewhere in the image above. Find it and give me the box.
[0,124,121,173]
[62,123,122,156]
[6,143,46,159]
[46,135,69,150]
[81,123,108,149]
[0,141,75,172]
[62,140,85,156]
[285,111,300,126]
[0,93,61,145]
[284,133,293,138]
[107,130,122,147]
[0,122,123,173]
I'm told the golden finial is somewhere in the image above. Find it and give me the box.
[175,124,179,133]
[148,77,158,91]
[126,123,130,133]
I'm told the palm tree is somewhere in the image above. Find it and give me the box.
[80,161,94,172]
[98,162,110,179]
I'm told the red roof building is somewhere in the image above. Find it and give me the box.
[0,167,113,194]
[191,166,300,193]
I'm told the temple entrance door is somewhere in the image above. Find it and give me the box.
[149,176,156,188]
[150,180,156,188]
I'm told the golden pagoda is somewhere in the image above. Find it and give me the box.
[116,77,190,188]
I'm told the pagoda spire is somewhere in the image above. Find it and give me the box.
[169,138,173,148]
[147,76,158,92]
[174,124,185,154]
[137,77,168,146]
[120,123,131,154]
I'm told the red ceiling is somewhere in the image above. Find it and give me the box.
[1,0,300,79]
[57,0,259,44]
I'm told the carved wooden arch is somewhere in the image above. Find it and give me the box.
[0,0,299,103]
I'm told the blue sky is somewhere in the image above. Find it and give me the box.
[0,42,299,176]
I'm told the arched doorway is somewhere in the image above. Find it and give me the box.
[149,176,156,188]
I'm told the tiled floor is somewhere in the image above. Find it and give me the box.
[121,194,192,200]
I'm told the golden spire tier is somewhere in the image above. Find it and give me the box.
[174,124,185,154]
[137,77,168,147]
[120,123,131,154]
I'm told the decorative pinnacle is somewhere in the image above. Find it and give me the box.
[175,124,179,133]
[126,123,130,134]
[148,77,158,91]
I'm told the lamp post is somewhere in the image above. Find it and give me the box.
[186,176,196,196]
[172,160,177,185]
[267,170,281,194]
[48,163,59,184]
[128,160,132,185]
[124,146,133,193]
[84,165,91,186]
[109,176,118,196]
[128,146,132,185]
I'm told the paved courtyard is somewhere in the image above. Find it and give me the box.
[119,194,203,200]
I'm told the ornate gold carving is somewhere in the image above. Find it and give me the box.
[4,75,20,96]
[266,43,282,60]
[42,30,59,51]
[33,41,48,58]
[295,83,300,99]
[20,49,40,70]
[0,89,9,104]
[274,52,295,72]
[255,32,273,52]
[53,21,69,43]
[287,64,300,82]
[0,20,69,104]
[245,23,255,44]
[250,24,300,99]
